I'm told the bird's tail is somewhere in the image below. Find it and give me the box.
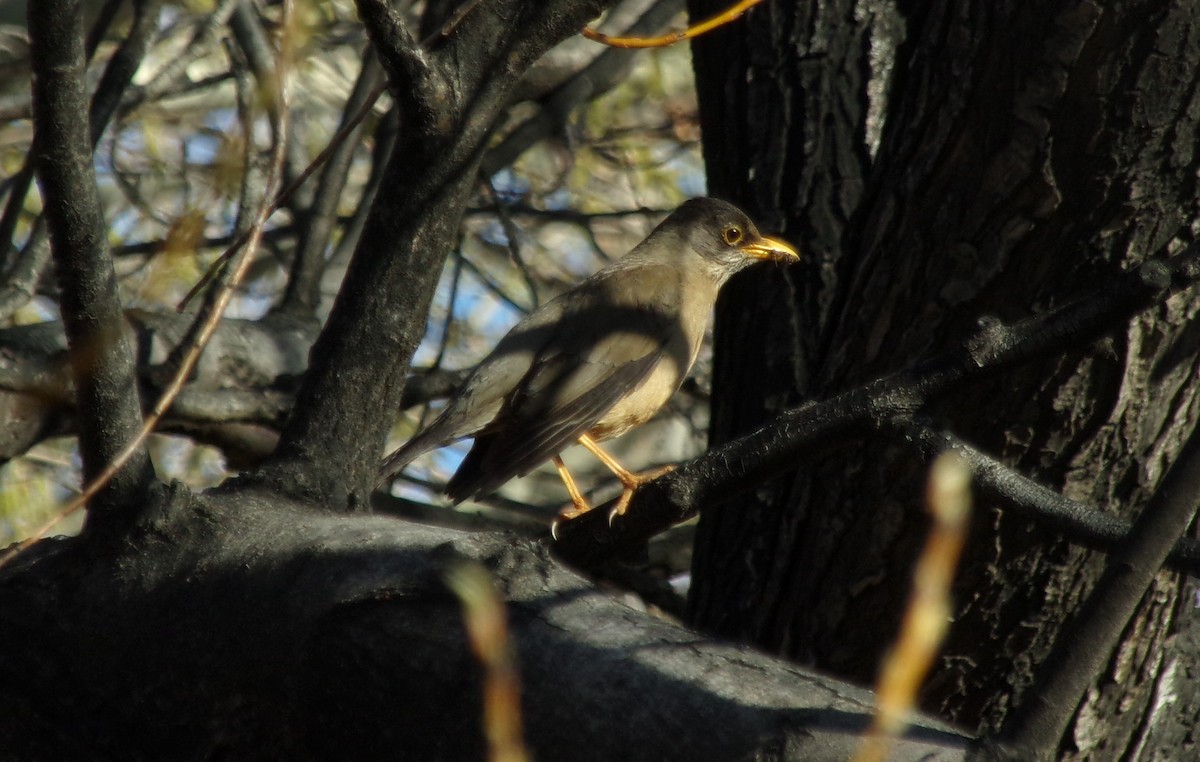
[376,430,441,488]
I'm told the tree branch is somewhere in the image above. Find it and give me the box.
[996,427,1200,759]
[28,0,155,524]
[895,422,1200,574]
[89,0,164,144]
[354,0,454,139]
[0,491,971,760]
[280,51,384,314]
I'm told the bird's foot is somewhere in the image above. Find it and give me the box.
[552,464,676,538]
[551,497,594,541]
[607,464,676,525]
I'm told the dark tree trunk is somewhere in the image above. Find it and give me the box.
[690,0,1200,756]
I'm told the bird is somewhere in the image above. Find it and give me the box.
[377,197,799,532]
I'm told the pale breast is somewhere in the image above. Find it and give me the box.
[585,269,714,441]
[586,356,688,440]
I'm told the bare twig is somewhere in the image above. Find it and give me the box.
[582,0,763,48]
[177,81,386,310]
[444,562,530,762]
[853,454,970,762]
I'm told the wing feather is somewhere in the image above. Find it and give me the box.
[445,351,662,501]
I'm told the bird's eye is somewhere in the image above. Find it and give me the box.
[722,225,744,246]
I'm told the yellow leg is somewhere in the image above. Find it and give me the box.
[550,436,676,540]
[553,455,591,517]
[550,455,592,541]
[578,434,675,521]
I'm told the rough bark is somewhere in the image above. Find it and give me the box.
[691,0,1200,757]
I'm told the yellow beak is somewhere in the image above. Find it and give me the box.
[741,235,800,263]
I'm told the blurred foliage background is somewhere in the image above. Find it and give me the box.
[0,0,707,564]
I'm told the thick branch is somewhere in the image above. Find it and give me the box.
[28,0,154,523]
[0,492,970,761]
[997,428,1200,759]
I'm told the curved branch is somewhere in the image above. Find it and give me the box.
[897,423,1200,573]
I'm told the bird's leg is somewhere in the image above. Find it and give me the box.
[578,435,675,524]
[553,455,592,518]
[550,456,594,541]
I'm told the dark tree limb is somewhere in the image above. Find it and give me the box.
[0,489,971,761]
[895,423,1200,574]
[28,0,155,524]
[995,428,1200,760]
[89,0,164,144]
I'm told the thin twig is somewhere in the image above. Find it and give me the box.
[177,80,387,310]
[582,0,764,49]
[853,454,971,762]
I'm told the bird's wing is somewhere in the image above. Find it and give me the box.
[376,296,572,484]
[445,286,677,502]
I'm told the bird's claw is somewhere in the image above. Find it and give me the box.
[607,464,674,526]
[555,464,676,536]
[551,500,592,541]
[607,489,635,526]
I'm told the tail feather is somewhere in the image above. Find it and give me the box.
[376,428,444,487]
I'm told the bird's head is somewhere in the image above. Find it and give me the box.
[660,197,800,284]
